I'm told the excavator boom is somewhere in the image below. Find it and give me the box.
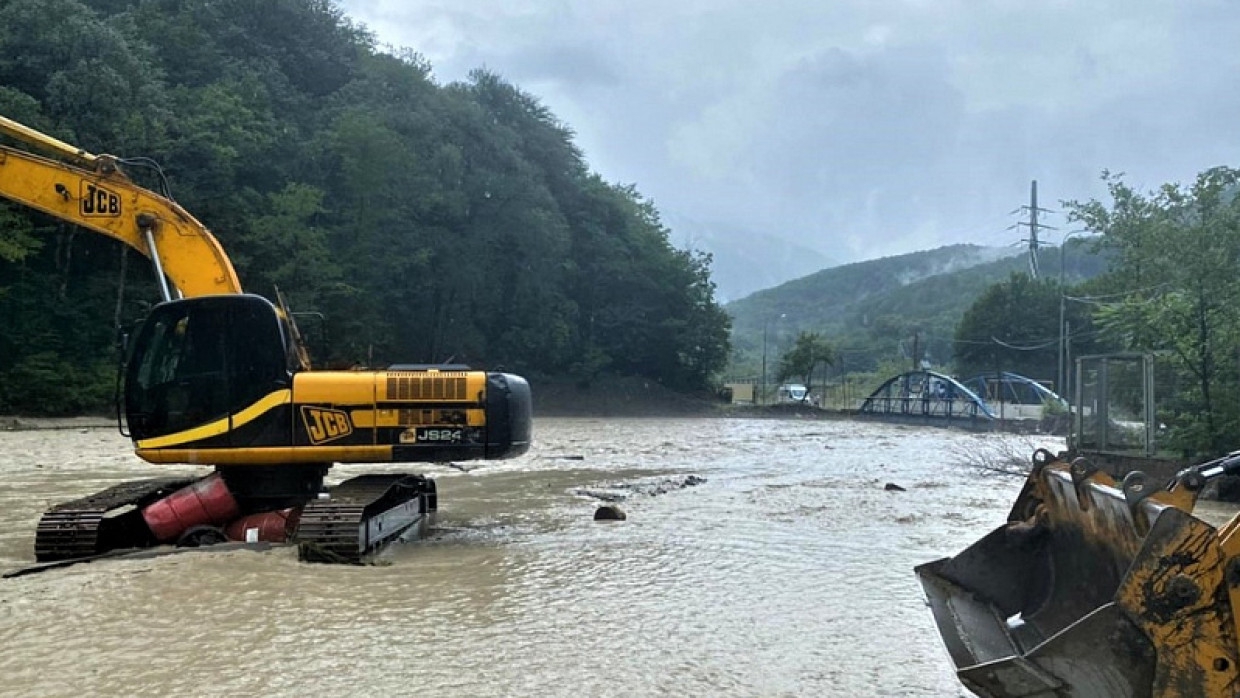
[0,114,99,167]
[0,116,240,297]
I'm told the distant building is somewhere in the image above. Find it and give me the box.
[724,382,755,404]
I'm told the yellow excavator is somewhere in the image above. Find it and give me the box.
[0,115,532,565]
[917,449,1240,697]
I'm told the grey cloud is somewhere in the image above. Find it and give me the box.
[337,0,1240,269]
[499,43,623,89]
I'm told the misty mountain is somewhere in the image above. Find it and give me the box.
[664,213,838,302]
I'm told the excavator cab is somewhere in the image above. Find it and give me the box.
[121,292,533,466]
[917,450,1240,698]
[124,294,292,441]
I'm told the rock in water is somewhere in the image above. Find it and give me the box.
[594,504,627,521]
[884,482,907,492]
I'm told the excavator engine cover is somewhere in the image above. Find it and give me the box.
[916,451,1240,698]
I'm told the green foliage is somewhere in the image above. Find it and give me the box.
[0,202,41,263]
[1042,397,1068,417]
[244,183,337,306]
[0,352,114,415]
[0,0,731,414]
[1065,168,1240,456]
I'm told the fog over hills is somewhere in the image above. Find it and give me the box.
[727,243,1019,314]
[674,214,1022,305]
[665,212,837,302]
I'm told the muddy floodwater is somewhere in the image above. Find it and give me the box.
[0,418,1062,697]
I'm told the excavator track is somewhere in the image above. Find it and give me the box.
[296,474,436,564]
[35,476,199,561]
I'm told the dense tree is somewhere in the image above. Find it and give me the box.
[0,202,39,263]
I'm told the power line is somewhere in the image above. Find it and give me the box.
[990,335,1059,352]
[1063,282,1172,303]
[922,327,1106,347]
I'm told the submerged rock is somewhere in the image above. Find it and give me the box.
[594,504,627,521]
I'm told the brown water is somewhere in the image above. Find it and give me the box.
[0,418,1060,697]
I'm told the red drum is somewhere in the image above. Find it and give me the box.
[141,473,241,543]
[224,508,301,543]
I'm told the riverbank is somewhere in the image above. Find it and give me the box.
[531,377,1069,436]
[0,415,115,431]
[0,375,1064,433]
[530,375,722,417]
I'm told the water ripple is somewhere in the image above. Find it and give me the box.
[0,418,1056,696]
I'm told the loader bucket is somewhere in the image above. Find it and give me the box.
[916,454,1240,698]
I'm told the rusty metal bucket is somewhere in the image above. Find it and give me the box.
[916,451,1240,698]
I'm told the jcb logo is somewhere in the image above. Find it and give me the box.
[301,406,353,444]
[80,182,121,217]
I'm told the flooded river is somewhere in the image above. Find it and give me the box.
[0,417,1060,697]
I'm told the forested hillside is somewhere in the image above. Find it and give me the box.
[727,243,1107,376]
[0,0,731,414]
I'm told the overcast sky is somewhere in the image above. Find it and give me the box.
[336,0,1240,264]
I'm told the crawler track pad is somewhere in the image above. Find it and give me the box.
[296,474,436,564]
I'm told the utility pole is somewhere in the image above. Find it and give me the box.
[761,323,768,406]
[1057,230,1090,399]
[911,330,921,371]
[1028,181,1041,278]
[1012,180,1056,280]
[761,313,786,405]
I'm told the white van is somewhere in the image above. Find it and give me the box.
[776,383,809,403]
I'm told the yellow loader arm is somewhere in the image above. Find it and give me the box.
[0,115,241,297]
[917,450,1240,697]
